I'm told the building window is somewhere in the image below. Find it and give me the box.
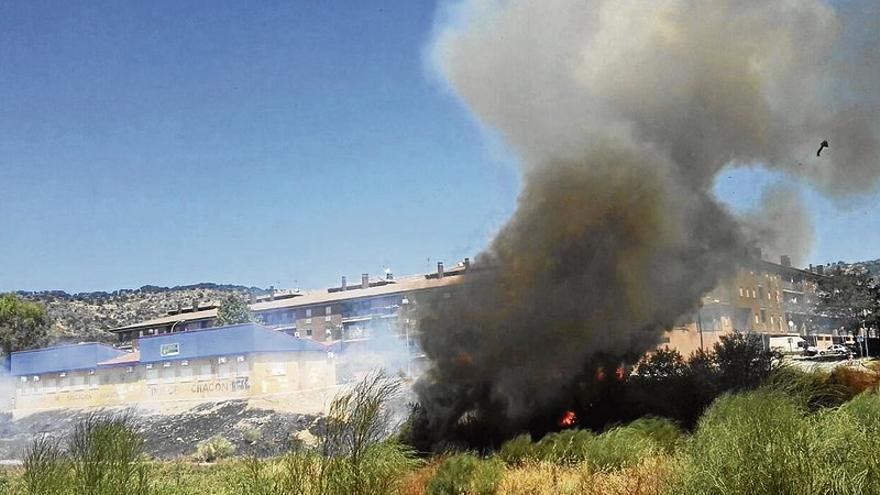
[236,358,249,377]
[197,363,212,381]
[305,308,312,318]
[752,290,757,298]
[306,328,313,337]
[146,368,158,385]
[325,306,332,315]
[761,309,767,323]
[754,314,760,324]
[219,360,233,379]
[739,288,744,297]
[161,367,175,384]
[160,343,180,357]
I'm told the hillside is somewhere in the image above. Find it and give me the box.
[16,283,268,344]
[849,258,880,278]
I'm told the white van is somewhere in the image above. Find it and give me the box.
[768,335,807,354]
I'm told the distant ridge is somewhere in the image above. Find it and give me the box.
[12,283,270,344]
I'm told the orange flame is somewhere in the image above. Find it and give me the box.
[558,410,577,428]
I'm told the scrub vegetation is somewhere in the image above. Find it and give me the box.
[6,363,880,494]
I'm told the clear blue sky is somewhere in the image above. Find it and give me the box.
[1,1,877,292]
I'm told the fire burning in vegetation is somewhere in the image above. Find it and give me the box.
[414,0,880,445]
[557,410,577,428]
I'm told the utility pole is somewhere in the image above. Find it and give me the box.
[697,305,704,352]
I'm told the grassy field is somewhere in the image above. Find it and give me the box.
[5,363,880,495]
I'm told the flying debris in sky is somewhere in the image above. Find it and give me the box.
[817,140,829,156]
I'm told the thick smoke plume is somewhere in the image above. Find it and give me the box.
[416,0,880,434]
[741,184,816,266]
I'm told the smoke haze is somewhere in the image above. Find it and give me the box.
[416,0,880,431]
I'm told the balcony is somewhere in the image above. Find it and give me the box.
[341,306,399,323]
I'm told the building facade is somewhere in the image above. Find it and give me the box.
[661,256,827,355]
[111,262,467,348]
[10,323,336,415]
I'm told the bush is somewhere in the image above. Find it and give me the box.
[21,434,67,495]
[427,453,503,495]
[16,414,149,495]
[243,427,263,445]
[328,441,419,495]
[235,451,323,495]
[532,429,594,465]
[68,413,149,495]
[584,426,658,472]
[196,436,236,463]
[623,417,683,454]
[497,434,536,466]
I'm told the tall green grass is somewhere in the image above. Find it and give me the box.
[13,413,150,495]
[497,417,681,471]
[671,387,880,495]
[427,453,503,495]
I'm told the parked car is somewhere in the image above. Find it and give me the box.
[796,341,819,356]
[820,344,849,355]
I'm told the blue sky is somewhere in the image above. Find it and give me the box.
[1,1,877,292]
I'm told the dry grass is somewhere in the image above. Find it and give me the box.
[495,456,669,495]
[397,459,444,495]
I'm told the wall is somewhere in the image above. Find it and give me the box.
[12,351,336,414]
[661,321,734,357]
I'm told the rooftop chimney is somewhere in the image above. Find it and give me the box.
[269,285,275,301]
[362,273,369,289]
[816,265,825,275]
[780,255,792,268]
[809,263,814,272]
[341,276,347,291]
[437,261,445,278]
[192,299,199,312]
[464,257,471,269]
[385,268,393,280]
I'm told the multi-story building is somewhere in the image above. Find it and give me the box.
[662,254,827,355]
[111,262,469,348]
[109,255,833,364]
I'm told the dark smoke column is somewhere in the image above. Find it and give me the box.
[416,0,880,434]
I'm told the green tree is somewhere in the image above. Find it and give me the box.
[815,269,880,334]
[0,293,52,356]
[215,293,254,326]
